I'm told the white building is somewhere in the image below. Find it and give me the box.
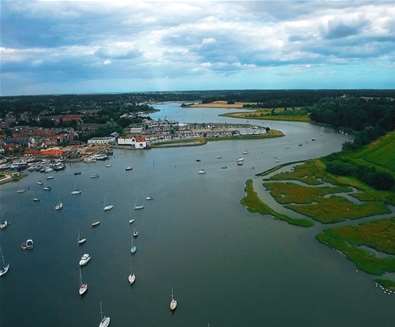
[117,135,147,149]
[88,136,116,145]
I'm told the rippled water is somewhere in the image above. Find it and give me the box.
[1,103,394,327]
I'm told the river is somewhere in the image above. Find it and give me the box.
[1,102,393,327]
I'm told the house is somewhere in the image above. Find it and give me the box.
[117,135,148,149]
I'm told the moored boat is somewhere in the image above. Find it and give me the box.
[71,190,82,195]
[55,202,63,211]
[98,302,111,327]
[0,245,10,277]
[21,239,34,251]
[170,288,177,312]
[91,221,101,228]
[0,220,8,230]
[134,205,144,210]
[79,268,88,296]
[79,253,91,266]
[104,205,114,212]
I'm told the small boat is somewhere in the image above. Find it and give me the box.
[53,163,65,171]
[221,166,228,169]
[298,143,303,147]
[105,164,112,168]
[133,230,139,238]
[242,151,248,155]
[237,157,245,162]
[128,272,136,285]
[16,189,26,193]
[130,236,137,255]
[55,202,63,211]
[134,205,144,210]
[79,253,91,266]
[36,181,43,185]
[43,186,52,191]
[44,167,53,173]
[216,155,222,159]
[71,190,82,195]
[170,288,177,312]
[98,302,111,327]
[47,176,54,180]
[129,219,135,224]
[125,166,133,171]
[79,268,88,296]
[145,196,153,201]
[196,159,201,162]
[312,138,316,141]
[78,231,87,245]
[21,239,34,251]
[90,174,99,179]
[91,221,101,228]
[0,220,8,230]
[0,245,10,277]
[33,198,40,202]
[104,205,114,212]
[95,154,108,161]
[198,169,206,175]
[74,171,82,176]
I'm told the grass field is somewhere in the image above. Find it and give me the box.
[375,279,395,290]
[220,109,311,123]
[241,180,313,227]
[317,219,395,275]
[289,196,389,223]
[264,182,352,204]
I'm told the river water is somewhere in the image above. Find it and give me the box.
[1,102,394,327]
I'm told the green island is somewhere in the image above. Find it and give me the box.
[220,107,311,123]
[239,97,395,285]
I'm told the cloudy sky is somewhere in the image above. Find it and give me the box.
[1,0,395,95]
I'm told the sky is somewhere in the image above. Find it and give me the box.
[1,0,395,96]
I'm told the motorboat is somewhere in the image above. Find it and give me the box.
[125,166,133,171]
[216,155,222,159]
[134,205,144,210]
[78,232,87,245]
[53,162,65,171]
[44,167,54,173]
[242,151,248,155]
[47,176,55,180]
[145,196,153,201]
[91,221,101,228]
[129,219,135,224]
[170,288,177,312]
[98,302,111,327]
[71,190,82,195]
[36,181,43,185]
[79,253,91,266]
[198,169,206,175]
[0,246,9,277]
[0,220,8,230]
[133,230,139,238]
[79,268,88,296]
[16,189,26,193]
[55,202,63,211]
[33,198,40,202]
[130,236,137,255]
[94,154,108,161]
[74,171,82,176]
[90,174,99,179]
[21,239,34,250]
[105,164,112,168]
[43,186,52,191]
[104,205,114,212]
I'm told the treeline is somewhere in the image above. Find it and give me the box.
[309,97,395,149]
[325,159,394,190]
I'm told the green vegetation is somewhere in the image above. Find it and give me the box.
[241,180,313,227]
[264,182,352,204]
[289,196,389,223]
[151,137,207,148]
[221,108,310,123]
[317,220,395,275]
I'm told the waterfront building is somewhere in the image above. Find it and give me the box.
[87,137,116,145]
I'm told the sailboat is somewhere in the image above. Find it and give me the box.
[128,258,136,285]
[0,245,10,277]
[71,190,82,195]
[130,235,137,255]
[79,268,88,296]
[55,202,63,211]
[170,288,177,311]
[78,231,87,245]
[0,220,8,230]
[132,229,139,238]
[129,219,135,224]
[104,204,114,212]
[98,302,111,327]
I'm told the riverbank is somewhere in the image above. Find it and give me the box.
[220,110,311,122]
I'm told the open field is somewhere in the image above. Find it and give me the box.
[241,179,313,227]
[317,219,395,275]
[221,108,310,122]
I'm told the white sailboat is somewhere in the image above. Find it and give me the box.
[198,169,206,174]
[55,202,63,211]
[170,288,177,311]
[129,219,135,224]
[128,258,136,285]
[130,235,137,255]
[0,220,8,230]
[0,245,10,277]
[104,204,114,212]
[98,302,111,327]
[132,229,139,238]
[71,190,82,195]
[79,253,91,266]
[91,220,101,227]
[79,268,88,296]
[145,196,153,201]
